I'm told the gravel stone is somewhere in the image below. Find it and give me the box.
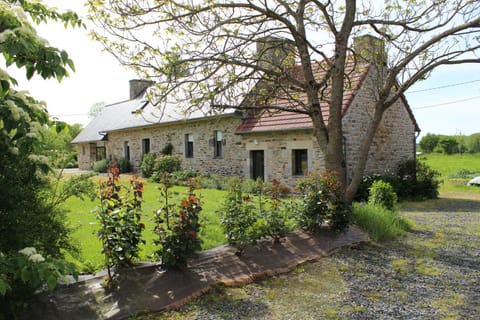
[151,203,480,320]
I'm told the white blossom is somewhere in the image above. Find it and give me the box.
[18,247,37,257]
[28,253,45,263]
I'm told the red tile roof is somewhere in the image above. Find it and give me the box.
[236,59,371,133]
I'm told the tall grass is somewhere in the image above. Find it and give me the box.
[352,203,413,242]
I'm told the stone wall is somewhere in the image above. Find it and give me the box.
[241,130,326,187]
[77,142,104,170]
[106,116,246,177]
[342,70,416,181]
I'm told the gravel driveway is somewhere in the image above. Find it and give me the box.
[146,196,480,320]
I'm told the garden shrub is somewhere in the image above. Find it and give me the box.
[140,153,156,178]
[218,178,260,255]
[414,161,441,199]
[1,171,94,259]
[92,159,108,173]
[0,248,78,315]
[352,203,413,242]
[151,155,182,182]
[355,159,440,201]
[154,176,202,268]
[395,159,440,200]
[368,180,397,211]
[161,142,174,155]
[97,164,145,281]
[117,157,131,173]
[0,172,93,314]
[256,179,295,243]
[296,172,351,233]
[241,177,265,194]
[197,174,224,190]
[171,169,198,184]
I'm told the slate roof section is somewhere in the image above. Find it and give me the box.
[72,93,237,144]
[236,60,370,134]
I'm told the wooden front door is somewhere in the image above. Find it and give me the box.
[250,150,264,181]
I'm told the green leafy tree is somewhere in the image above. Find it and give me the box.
[438,136,459,155]
[467,133,480,153]
[0,0,83,314]
[419,133,440,153]
[0,0,82,256]
[38,121,83,168]
[88,101,106,119]
[88,0,480,203]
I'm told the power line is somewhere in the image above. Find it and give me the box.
[413,95,480,110]
[49,80,480,115]
[49,113,88,117]
[408,79,480,93]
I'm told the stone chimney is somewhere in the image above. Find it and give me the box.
[256,36,296,71]
[353,35,387,66]
[129,79,154,99]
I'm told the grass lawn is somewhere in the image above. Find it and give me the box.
[65,153,480,271]
[419,153,480,194]
[65,176,228,272]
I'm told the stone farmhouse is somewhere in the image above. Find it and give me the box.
[72,36,420,188]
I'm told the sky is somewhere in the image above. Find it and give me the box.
[8,1,480,140]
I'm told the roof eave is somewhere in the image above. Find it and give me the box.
[104,110,241,135]
[399,93,421,132]
[236,126,313,135]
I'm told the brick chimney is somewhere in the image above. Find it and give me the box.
[353,35,387,66]
[129,79,154,99]
[256,36,296,71]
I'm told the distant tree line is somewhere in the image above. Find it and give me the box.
[419,133,480,154]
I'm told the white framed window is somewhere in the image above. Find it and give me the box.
[185,134,194,158]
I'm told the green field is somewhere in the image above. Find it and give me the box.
[65,178,227,272]
[419,153,480,194]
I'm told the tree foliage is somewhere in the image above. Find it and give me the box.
[419,132,480,154]
[0,0,83,256]
[38,121,82,168]
[0,1,84,314]
[88,101,106,119]
[88,0,480,202]
[438,136,459,155]
[419,133,440,153]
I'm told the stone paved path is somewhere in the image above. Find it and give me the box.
[24,227,368,320]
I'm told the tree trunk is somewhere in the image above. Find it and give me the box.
[345,104,385,203]
[322,0,356,198]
